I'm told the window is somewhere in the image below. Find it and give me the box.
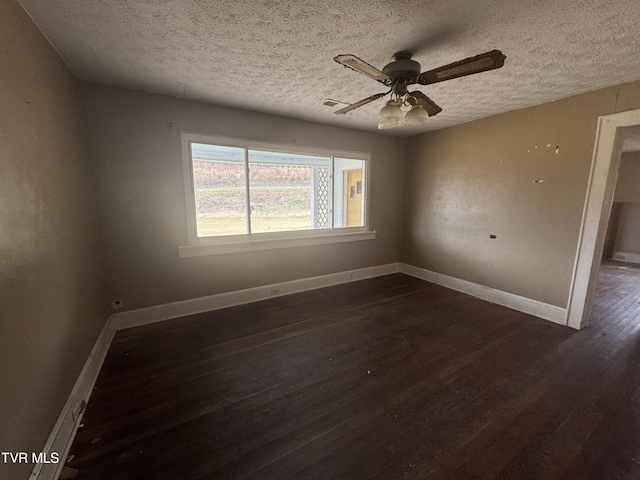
[180,133,375,256]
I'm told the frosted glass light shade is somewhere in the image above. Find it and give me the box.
[377,100,403,129]
[404,104,429,126]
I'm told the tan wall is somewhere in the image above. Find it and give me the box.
[614,152,640,203]
[80,83,406,311]
[0,2,109,479]
[613,152,640,256]
[402,81,640,308]
[614,204,640,256]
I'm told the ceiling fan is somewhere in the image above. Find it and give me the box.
[333,49,506,128]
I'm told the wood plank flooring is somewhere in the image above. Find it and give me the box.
[64,264,640,479]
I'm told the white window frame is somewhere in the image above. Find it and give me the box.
[179,132,375,257]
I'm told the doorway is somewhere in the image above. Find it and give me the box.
[567,111,640,329]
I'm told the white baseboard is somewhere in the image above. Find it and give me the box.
[612,251,640,265]
[399,263,568,326]
[30,316,117,480]
[112,263,400,330]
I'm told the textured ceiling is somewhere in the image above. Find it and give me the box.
[17,0,640,136]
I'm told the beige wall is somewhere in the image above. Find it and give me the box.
[613,152,640,256]
[80,83,406,311]
[402,81,640,308]
[614,204,640,256]
[614,152,640,203]
[0,1,109,479]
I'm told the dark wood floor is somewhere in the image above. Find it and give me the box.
[64,263,640,479]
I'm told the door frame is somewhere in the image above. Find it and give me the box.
[566,108,640,329]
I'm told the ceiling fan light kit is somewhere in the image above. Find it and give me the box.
[377,99,405,129]
[377,96,430,129]
[403,103,430,127]
[334,49,506,129]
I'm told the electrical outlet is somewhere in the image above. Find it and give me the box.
[270,288,280,296]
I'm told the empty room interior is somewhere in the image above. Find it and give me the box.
[4,0,640,479]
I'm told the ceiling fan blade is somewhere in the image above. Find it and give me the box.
[418,49,506,85]
[334,54,391,83]
[407,91,442,117]
[334,92,387,115]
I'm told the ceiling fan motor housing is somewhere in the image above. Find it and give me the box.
[383,52,421,81]
[382,52,421,95]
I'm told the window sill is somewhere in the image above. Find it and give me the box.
[178,229,377,258]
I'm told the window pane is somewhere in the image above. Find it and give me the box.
[191,143,246,237]
[334,158,365,228]
[248,150,330,233]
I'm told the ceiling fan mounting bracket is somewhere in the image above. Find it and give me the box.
[392,51,413,61]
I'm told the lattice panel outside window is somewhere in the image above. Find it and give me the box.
[313,167,330,229]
